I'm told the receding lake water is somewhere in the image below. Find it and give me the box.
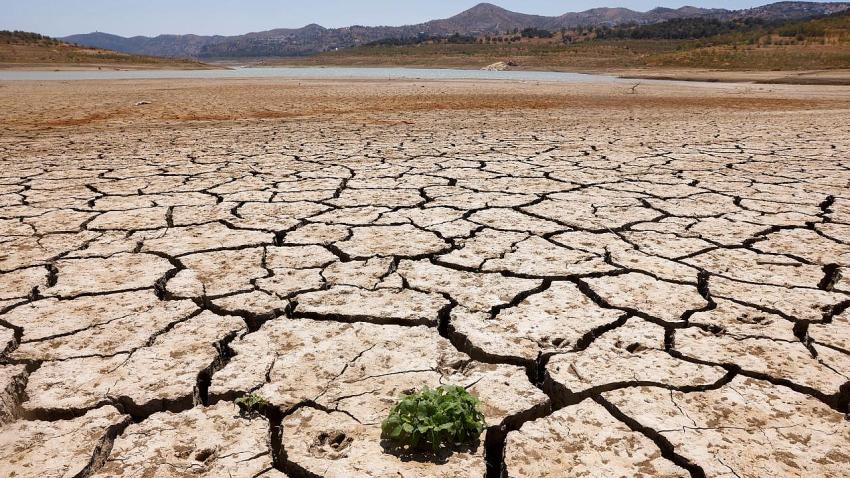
[0,66,627,82]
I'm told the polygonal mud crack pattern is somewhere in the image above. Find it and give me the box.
[0,405,130,477]
[450,281,626,362]
[212,319,548,477]
[545,317,728,402]
[1,109,850,478]
[7,291,198,361]
[94,403,277,477]
[602,376,850,478]
[505,400,689,478]
[210,320,548,422]
[22,310,244,416]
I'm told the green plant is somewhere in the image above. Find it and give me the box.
[235,393,269,413]
[381,385,485,452]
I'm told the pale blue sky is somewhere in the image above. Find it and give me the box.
[4,1,844,37]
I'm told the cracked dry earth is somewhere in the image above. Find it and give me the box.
[1,78,850,478]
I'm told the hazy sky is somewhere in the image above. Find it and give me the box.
[5,1,846,37]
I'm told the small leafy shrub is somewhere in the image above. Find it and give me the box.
[235,393,269,414]
[381,385,485,452]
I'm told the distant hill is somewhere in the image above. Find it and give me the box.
[0,30,210,69]
[425,3,554,32]
[733,0,850,20]
[60,32,226,59]
[64,1,850,59]
[277,9,850,75]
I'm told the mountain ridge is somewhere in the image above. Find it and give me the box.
[63,1,850,58]
[0,30,211,69]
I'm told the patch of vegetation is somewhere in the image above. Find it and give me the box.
[596,9,850,45]
[0,30,62,45]
[381,385,485,452]
[366,34,444,47]
[597,18,765,40]
[367,32,479,47]
[235,393,269,414]
[521,28,554,39]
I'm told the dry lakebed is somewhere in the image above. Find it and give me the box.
[0,74,849,477]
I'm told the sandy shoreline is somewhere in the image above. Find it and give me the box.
[248,55,850,85]
[608,67,850,85]
[4,60,850,84]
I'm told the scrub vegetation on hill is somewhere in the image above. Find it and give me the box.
[0,30,210,69]
[278,10,850,71]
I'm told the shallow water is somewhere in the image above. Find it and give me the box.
[0,66,626,82]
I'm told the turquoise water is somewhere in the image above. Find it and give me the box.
[0,66,625,82]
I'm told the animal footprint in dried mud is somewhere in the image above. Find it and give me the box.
[381,385,485,453]
[310,430,354,459]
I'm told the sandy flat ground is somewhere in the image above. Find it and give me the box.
[607,67,850,84]
[1,77,849,477]
[3,76,850,130]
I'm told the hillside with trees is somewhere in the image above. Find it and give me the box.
[275,10,850,72]
[0,30,211,69]
[63,2,850,59]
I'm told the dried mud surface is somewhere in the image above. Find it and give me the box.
[1,78,849,477]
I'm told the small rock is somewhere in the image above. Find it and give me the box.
[482,62,510,71]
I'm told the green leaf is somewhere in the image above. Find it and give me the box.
[234,393,268,413]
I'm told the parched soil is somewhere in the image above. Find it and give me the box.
[1,78,849,477]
